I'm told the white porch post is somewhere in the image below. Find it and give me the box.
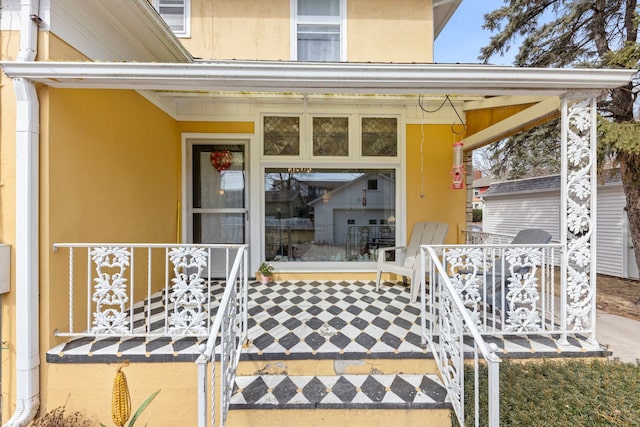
[560,95,599,344]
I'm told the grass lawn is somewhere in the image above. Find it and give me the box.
[459,359,640,427]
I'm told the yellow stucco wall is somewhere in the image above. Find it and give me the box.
[177,121,255,134]
[43,87,179,345]
[181,0,291,60]
[406,124,466,243]
[46,363,197,425]
[347,0,433,62]
[181,0,434,62]
[0,30,20,424]
[38,84,179,416]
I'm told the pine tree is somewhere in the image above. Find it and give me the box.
[481,0,640,288]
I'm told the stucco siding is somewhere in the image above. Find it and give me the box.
[45,88,179,351]
[181,0,434,62]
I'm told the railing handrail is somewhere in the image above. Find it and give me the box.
[462,229,513,238]
[195,246,248,427]
[422,245,501,363]
[52,242,246,249]
[422,244,501,426]
[463,230,563,245]
[198,247,246,361]
[429,242,563,249]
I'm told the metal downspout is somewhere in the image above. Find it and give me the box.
[4,1,41,426]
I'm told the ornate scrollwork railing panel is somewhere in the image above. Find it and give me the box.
[503,247,543,332]
[443,247,484,327]
[563,97,596,332]
[168,247,210,335]
[90,246,132,334]
[436,283,465,421]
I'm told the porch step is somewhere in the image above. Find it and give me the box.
[227,373,452,427]
[231,373,448,409]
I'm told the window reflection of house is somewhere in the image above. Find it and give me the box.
[264,170,395,262]
[307,173,396,261]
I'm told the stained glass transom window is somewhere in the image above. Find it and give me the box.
[361,117,397,157]
[263,116,300,156]
[313,117,349,156]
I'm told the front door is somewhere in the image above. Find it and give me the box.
[187,140,248,277]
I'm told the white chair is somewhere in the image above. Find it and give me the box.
[375,222,449,302]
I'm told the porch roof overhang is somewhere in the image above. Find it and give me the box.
[0,60,634,97]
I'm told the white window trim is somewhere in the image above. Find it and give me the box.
[152,0,191,38]
[256,104,406,272]
[291,0,347,61]
[261,111,401,161]
[181,133,261,271]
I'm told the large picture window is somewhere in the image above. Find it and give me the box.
[264,168,396,263]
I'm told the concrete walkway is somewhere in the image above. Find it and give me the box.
[596,310,640,363]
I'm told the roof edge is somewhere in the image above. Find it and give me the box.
[0,61,634,95]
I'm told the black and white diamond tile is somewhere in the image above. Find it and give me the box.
[230,374,450,410]
[46,280,606,363]
[243,280,429,360]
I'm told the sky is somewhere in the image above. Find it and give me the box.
[434,0,516,65]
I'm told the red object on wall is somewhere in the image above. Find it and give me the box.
[451,141,465,189]
[210,151,233,172]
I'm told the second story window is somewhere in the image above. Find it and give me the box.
[153,0,190,38]
[293,0,345,61]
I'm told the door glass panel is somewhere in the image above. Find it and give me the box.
[264,168,396,262]
[193,145,245,209]
[192,144,246,244]
[193,213,244,244]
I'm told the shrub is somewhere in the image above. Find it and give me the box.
[472,208,483,223]
[29,406,91,427]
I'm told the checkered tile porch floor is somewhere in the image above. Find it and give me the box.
[230,373,449,410]
[47,280,605,364]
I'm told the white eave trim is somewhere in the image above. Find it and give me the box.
[49,0,192,63]
[433,0,462,39]
[0,61,634,96]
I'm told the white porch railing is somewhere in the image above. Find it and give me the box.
[463,230,513,245]
[421,245,501,427]
[52,243,247,337]
[424,243,572,338]
[196,248,248,427]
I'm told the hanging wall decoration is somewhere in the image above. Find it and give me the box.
[210,150,233,173]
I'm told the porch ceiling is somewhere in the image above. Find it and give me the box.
[0,60,634,97]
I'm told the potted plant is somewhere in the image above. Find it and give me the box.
[256,262,274,284]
